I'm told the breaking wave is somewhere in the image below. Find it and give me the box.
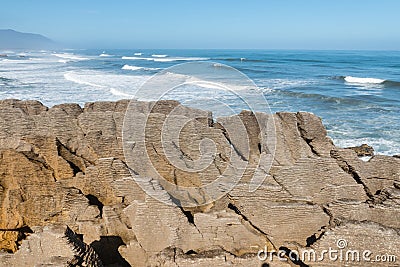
[121,64,161,71]
[122,56,209,62]
[344,76,385,84]
[53,53,89,61]
[333,76,400,87]
[122,65,144,71]
[109,88,133,97]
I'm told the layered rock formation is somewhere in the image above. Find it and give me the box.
[0,225,103,266]
[0,99,399,266]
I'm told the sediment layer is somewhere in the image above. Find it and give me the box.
[0,99,399,266]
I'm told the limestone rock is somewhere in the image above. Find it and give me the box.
[298,222,400,266]
[0,225,103,267]
[0,99,398,266]
[347,143,375,157]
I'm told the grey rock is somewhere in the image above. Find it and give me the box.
[0,99,398,266]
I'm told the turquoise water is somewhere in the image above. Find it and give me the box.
[0,49,399,155]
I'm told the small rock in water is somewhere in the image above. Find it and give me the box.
[347,143,374,157]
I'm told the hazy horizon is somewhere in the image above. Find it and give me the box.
[1,0,399,50]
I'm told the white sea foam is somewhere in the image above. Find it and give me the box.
[156,57,209,62]
[65,71,135,98]
[122,56,209,62]
[122,65,144,71]
[152,54,168,58]
[149,71,254,92]
[121,64,161,71]
[110,88,133,97]
[193,81,233,90]
[122,56,142,60]
[331,137,400,156]
[344,76,385,84]
[64,72,103,88]
[0,50,15,54]
[360,156,372,162]
[99,53,111,57]
[53,53,89,61]
[260,78,317,89]
[63,70,149,99]
[134,52,142,56]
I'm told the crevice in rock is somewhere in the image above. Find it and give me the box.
[119,159,139,176]
[150,143,202,191]
[227,202,275,248]
[279,246,310,267]
[90,236,130,266]
[64,226,103,266]
[56,139,86,175]
[85,194,104,218]
[305,234,317,247]
[169,194,195,225]
[394,182,400,189]
[295,115,320,157]
[185,249,197,255]
[0,226,33,253]
[63,158,81,176]
[173,246,258,260]
[171,140,193,162]
[372,186,400,205]
[0,226,33,233]
[182,209,195,224]
[321,205,337,227]
[330,150,374,199]
[217,245,238,257]
[20,150,57,182]
[150,142,175,171]
[305,226,326,247]
[271,175,293,196]
[218,125,248,162]
[173,168,178,185]
[213,156,224,175]
[111,113,118,141]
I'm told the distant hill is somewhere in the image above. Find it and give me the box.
[0,29,57,49]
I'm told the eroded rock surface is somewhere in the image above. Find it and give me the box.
[0,99,399,266]
[0,225,103,266]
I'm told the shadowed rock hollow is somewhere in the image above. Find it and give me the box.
[0,99,399,266]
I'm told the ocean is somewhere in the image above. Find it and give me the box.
[0,49,399,155]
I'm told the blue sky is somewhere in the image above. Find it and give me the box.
[1,0,399,49]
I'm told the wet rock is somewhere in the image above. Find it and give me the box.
[346,143,374,157]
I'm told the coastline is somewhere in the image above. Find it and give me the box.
[1,49,400,156]
[0,99,399,266]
